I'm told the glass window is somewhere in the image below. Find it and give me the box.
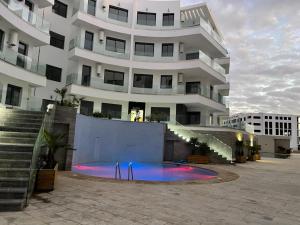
[162,43,174,57]
[52,0,68,18]
[254,123,261,126]
[16,42,28,68]
[84,31,94,51]
[5,84,22,106]
[186,82,201,94]
[87,0,96,16]
[163,13,174,26]
[160,75,172,89]
[210,85,214,99]
[104,69,124,86]
[106,37,126,53]
[135,42,154,57]
[133,74,153,88]
[46,64,62,82]
[186,52,199,60]
[50,31,65,49]
[0,29,4,51]
[151,107,170,121]
[102,103,122,119]
[253,116,261,119]
[82,65,91,86]
[80,100,94,116]
[109,5,128,22]
[137,12,156,26]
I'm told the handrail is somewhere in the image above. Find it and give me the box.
[127,162,134,181]
[168,122,233,162]
[114,162,121,179]
[25,104,56,205]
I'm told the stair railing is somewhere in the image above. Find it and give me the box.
[168,122,233,162]
[25,104,56,205]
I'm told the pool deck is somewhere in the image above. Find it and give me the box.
[1,155,300,225]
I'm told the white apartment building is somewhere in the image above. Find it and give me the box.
[225,113,299,149]
[0,0,230,126]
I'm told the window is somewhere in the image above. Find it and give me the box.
[80,100,94,116]
[102,103,122,119]
[163,13,174,26]
[82,65,91,86]
[17,42,28,68]
[248,116,251,119]
[106,37,126,53]
[133,74,153,88]
[254,130,261,133]
[137,12,156,26]
[84,31,94,51]
[253,116,261,119]
[87,0,96,16]
[46,65,62,82]
[265,116,268,119]
[0,29,4,51]
[52,0,68,18]
[186,82,201,94]
[160,75,172,89]
[5,84,22,106]
[162,43,174,57]
[151,107,170,121]
[50,31,65,49]
[104,69,124,86]
[254,123,261,126]
[135,42,154,57]
[109,5,128,22]
[210,86,214,99]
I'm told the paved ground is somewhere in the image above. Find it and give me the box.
[1,155,300,225]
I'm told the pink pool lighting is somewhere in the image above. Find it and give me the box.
[72,162,218,182]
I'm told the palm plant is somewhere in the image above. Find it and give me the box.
[41,129,68,169]
[54,87,67,105]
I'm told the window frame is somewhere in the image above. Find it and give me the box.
[137,12,156,26]
[133,74,153,89]
[106,37,126,53]
[135,42,154,57]
[84,31,94,51]
[160,75,172,89]
[162,13,174,26]
[161,43,174,57]
[50,31,65,49]
[108,5,128,22]
[87,0,96,16]
[45,64,62,82]
[52,0,68,18]
[104,69,125,86]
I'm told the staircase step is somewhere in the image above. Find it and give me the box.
[0,151,32,160]
[0,126,40,133]
[0,188,27,199]
[0,122,41,129]
[0,108,43,115]
[0,144,34,152]
[0,159,31,168]
[0,177,29,188]
[0,168,30,177]
[0,137,36,144]
[0,199,25,211]
[0,131,38,138]
[0,114,44,121]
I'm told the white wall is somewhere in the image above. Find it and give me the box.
[73,114,166,164]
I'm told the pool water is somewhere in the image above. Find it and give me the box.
[72,162,217,182]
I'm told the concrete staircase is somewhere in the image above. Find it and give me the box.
[0,108,43,211]
[167,125,233,164]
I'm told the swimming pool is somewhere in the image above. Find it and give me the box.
[72,162,217,182]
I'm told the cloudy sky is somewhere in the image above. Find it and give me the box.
[182,0,300,115]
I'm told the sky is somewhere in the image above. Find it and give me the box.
[182,0,300,115]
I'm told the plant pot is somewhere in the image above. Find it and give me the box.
[35,164,58,192]
[236,156,247,163]
[255,154,261,160]
[187,155,209,164]
[248,155,256,161]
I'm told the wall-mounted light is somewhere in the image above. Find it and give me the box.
[236,132,243,142]
[99,30,104,43]
[96,64,102,77]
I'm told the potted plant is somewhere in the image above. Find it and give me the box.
[35,130,68,192]
[248,146,256,161]
[235,140,246,163]
[187,138,210,164]
[254,144,261,160]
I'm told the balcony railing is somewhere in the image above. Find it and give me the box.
[0,49,46,76]
[69,36,130,60]
[1,0,50,34]
[66,73,129,93]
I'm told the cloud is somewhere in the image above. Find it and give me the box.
[183,0,300,115]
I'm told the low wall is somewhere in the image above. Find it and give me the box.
[73,115,166,164]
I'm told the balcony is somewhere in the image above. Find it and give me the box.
[0,49,46,87]
[0,0,50,45]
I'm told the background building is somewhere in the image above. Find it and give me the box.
[225,113,299,151]
[0,0,230,127]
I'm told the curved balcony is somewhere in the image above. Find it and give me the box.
[0,49,46,87]
[0,0,50,45]
[68,37,227,84]
[65,73,227,112]
[71,10,227,57]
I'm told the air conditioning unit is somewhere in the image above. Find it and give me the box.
[96,64,102,77]
[179,43,184,53]
[178,73,184,84]
[99,30,104,42]
[180,13,185,22]
[102,0,107,10]
[8,30,18,48]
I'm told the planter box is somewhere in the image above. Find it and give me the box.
[236,156,247,163]
[187,155,209,164]
[255,154,261,160]
[248,155,256,161]
[35,164,58,192]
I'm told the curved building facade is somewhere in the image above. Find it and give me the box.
[1,0,230,126]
